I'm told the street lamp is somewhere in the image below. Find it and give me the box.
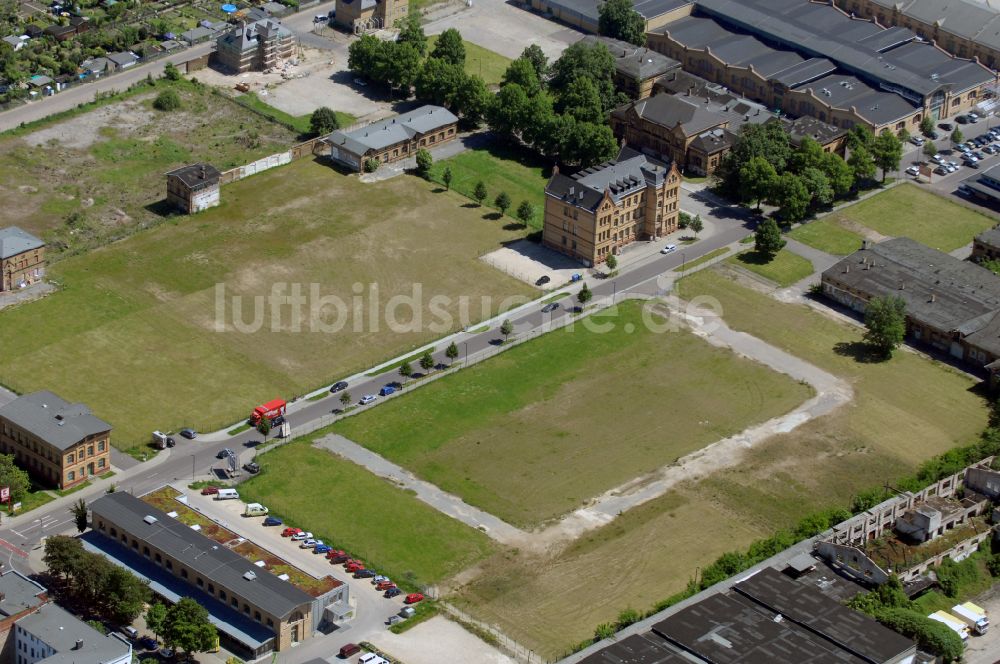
[191,454,195,480]
[464,341,469,364]
[681,252,687,273]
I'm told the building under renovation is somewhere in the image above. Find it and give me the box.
[215,19,296,73]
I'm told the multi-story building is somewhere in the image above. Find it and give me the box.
[334,0,407,33]
[165,164,221,214]
[543,147,681,265]
[837,0,1000,69]
[0,391,112,490]
[323,105,459,171]
[581,35,682,99]
[215,19,295,73]
[0,227,44,293]
[13,603,131,664]
[646,0,994,133]
[89,492,328,659]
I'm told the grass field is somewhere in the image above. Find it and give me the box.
[0,158,533,450]
[0,80,297,253]
[239,439,496,588]
[677,247,729,272]
[335,301,813,527]
[729,249,814,286]
[426,36,511,87]
[788,218,866,255]
[234,92,356,137]
[455,268,989,657]
[825,184,996,252]
[426,140,549,229]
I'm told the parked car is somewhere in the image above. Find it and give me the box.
[535,275,550,286]
[404,593,425,604]
[373,575,389,584]
[384,587,402,598]
[931,153,946,163]
[905,165,920,176]
[956,143,969,151]
[345,562,365,573]
[179,428,197,440]
[340,644,362,658]
[970,111,981,122]
[300,539,319,549]
[330,381,349,393]
[570,273,583,282]
[975,150,986,160]
[243,462,260,474]
[353,77,367,87]
[965,159,981,169]
[379,385,395,397]
[359,395,377,405]
[282,527,303,537]
[314,544,332,554]
[377,581,396,591]
[326,549,347,561]
[935,166,948,175]
[121,626,139,640]
[291,531,313,541]
[947,163,959,172]
[661,243,677,254]
[139,636,157,650]
[263,516,283,526]
[159,647,175,658]
[909,136,924,146]
[200,486,219,496]
[541,303,559,313]
[355,569,376,578]
[928,130,940,139]
[957,114,971,123]
[216,448,235,459]
[165,436,176,448]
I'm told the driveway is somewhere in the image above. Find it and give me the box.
[964,583,1000,664]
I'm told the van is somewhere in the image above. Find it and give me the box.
[339,643,361,658]
[120,626,139,640]
[244,503,268,517]
[359,654,386,664]
[216,488,239,501]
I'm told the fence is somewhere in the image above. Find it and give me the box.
[442,603,551,664]
[219,136,323,184]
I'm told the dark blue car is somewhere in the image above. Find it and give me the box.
[355,569,376,578]
[314,544,332,554]
[263,516,283,526]
[384,587,402,598]
[379,385,395,396]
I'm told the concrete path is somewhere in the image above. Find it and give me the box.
[0,282,54,311]
[773,238,841,302]
[950,242,974,259]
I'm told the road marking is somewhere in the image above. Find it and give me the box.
[0,537,28,558]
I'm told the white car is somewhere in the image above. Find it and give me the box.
[290,531,313,541]
[931,154,945,164]
[909,136,924,146]
[299,539,319,549]
[359,394,377,405]
[660,244,677,254]
[905,165,920,176]
[946,163,958,173]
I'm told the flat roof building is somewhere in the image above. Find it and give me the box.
[165,164,221,214]
[529,0,694,34]
[15,603,131,664]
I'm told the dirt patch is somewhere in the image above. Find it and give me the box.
[23,96,157,150]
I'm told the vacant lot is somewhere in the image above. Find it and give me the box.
[0,158,533,449]
[427,140,549,229]
[813,184,995,252]
[0,81,296,253]
[336,301,813,527]
[729,249,814,286]
[455,268,989,657]
[239,439,496,587]
[788,218,866,255]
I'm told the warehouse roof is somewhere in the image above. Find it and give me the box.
[975,226,1000,250]
[781,115,848,147]
[324,105,457,156]
[16,603,131,664]
[577,633,690,664]
[876,0,1000,51]
[793,72,919,126]
[90,492,315,619]
[582,35,681,81]
[0,391,110,451]
[0,225,43,259]
[536,0,692,24]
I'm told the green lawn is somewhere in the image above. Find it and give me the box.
[0,159,533,448]
[239,439,496,587]
[729,249,814,286]
[830,184,996,252]
[427,35,511,87]
[789,219,866,255]
[335,301,813,527]
[234,92,356,137]
[427,141,550,229]
[677,247,729,272]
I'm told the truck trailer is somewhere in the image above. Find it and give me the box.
[928,611,970,642]
[250,398,286,425]
[951,602,989,635]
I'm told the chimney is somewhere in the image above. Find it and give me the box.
[931,293,937,303]
[845,264,850,273]
[687,86,693,96]
[200,165,206,179]
[899,281,905,290]
[74,639,83,650]
[552,164,559,176]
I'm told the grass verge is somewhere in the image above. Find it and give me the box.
[227,423,252,436]
[427,36,511,87]
[388,600,440,634]
[729,249,814,286]
[367,347,436,377]
[677,247,728,271]
[233,91,356,137]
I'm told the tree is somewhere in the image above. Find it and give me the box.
[104,565,151,625]
[396,14,427,56]
[163,61,180,81]
[556,76,604,124]
[339,391,351,408]
[717,122,792,196]
[348,34,381,78]
[788,136,826,174]
[452,73,490,123]
[431,28,465,66]
[578,282,593,307]
[473,181,488,206]
[875,608,963,663]
[163,598,217,656]
[799,167,834,208]
[820,152,854,199]
[846,125,873,152]
[919,115,935,137]
[398,361,413,382]
[770,173,811,222]
[688,214,704,235]
[598,0,645,47]
[864,295,906,359]
[442,166,452,190]
[516,200,534,227]
[897,126,910,142]
[872,130,903,182]
[754,218,786,257]
[495,191,511,216]
[414,57,464,107]
[951,127,964,145]
[419,351,434,372]
[0,453,31,503]
[738,156,777,210]
[501,57,541,97]
[43,535,86,582]
[445,341,459,364]
[606,253,618,271]
[384,42,422,93]
[257,415,271,439]
[500,318,513,343]
[486,83,533,137]
[153,88,180,111]
[519,44,548,82]
[923,140,938,158]
[550,41,618,114]
[415,148,433,178]
[309,106,339,136]
[70,498,88,533]
[847,146,876,184]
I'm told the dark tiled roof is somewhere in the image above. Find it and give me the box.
[614,93,730,136]
[546,147,673,212]
[90,492,315,619]
[582,35,681,80]
[781,115,848,147]
[0,391,110,451]
[577,633,690,664]
[166,163,221,189]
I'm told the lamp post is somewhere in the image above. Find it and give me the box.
[464,341,469,364]
[682,252,687,273]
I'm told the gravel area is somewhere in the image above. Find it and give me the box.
[369,615,515,664]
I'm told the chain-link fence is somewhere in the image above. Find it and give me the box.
[442,603,551,664]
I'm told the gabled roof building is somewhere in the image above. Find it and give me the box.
[323,105,458,171]
[215,19,295,73]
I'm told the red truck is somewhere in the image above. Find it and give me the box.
[250,398,286,425]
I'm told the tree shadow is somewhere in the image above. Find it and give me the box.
[484,211,503,221]
[832,341,884,364]
[502,222,527,231]
[431,187,446,194]
[462,202,480,209]
[734,250,775,267]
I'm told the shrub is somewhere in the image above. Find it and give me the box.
[153,88,181,111]
[363,158,380,173]
[875,608,964,662]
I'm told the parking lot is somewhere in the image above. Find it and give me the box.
[904,114,1000,195]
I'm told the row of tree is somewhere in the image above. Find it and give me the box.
[145,599,218,656]
[717,123,902,222]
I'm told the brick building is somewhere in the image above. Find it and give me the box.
[165,164,221,214]
[0,391,112,490]
[323,105,458,171]
[334,0,407,33]
[581,35,682,99]
[543,147,681,265]
[215,19,295,73]
[0,227,44,292]
[972,226,1000,263]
